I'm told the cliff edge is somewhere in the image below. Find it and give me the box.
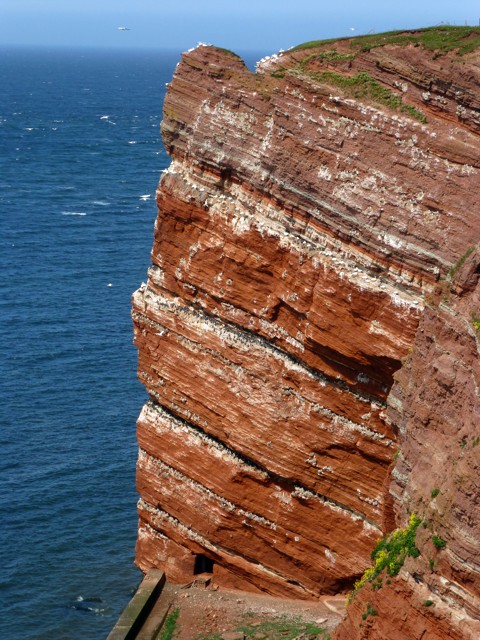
[132,26,480,636]
[333,246,480,639]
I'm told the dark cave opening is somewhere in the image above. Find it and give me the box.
[194,554,214,575]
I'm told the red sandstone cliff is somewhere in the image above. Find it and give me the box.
[333,247,480,639]
[132,26,480,633]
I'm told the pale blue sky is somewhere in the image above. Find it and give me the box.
[1,1,478,52]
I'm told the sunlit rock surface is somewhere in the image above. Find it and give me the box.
[132,28,480,624]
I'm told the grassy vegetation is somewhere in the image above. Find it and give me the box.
[351,26,480,55]
[193,613,330,640]
[274,26,480,123]
[237,614,330,639]
[349,513,422,602]
[361,603,378,621]
[471,313,480,332]
[304,70,426,122]
[213,46,242,59]
[292,36,351,51]
[458,434,480,449]
[301,50,355,64]
[159,607,180,640]
[448,246,474,280]
[432,535,447,550]
[291,26,480,56]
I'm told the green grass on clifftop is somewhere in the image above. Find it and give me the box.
[292,25,480,55]
[302,69,427,122]
[212,46,242,59]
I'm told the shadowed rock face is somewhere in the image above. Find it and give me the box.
[132,29,480,615]
[334,247,480,639]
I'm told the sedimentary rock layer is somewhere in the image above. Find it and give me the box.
[133,29,480,602]
[334,245,480,639]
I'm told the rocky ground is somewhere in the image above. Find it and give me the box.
[157,580,345,640]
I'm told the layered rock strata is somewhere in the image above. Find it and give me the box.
[132,29,480,605]
[334,246,480,639]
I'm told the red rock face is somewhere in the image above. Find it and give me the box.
[334,246,480,639]
[132,32,480,612]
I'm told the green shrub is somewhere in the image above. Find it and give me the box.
[432,535,447,550]
[431,488,440,499]
[371,577,383,592]
[471,314,480,332]
[423,600,434,607]
[348,513,421,602]
[361,603,379,620]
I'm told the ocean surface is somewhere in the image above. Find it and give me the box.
[0,46,265,639]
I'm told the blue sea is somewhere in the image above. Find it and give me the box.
[0,46,264,639]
